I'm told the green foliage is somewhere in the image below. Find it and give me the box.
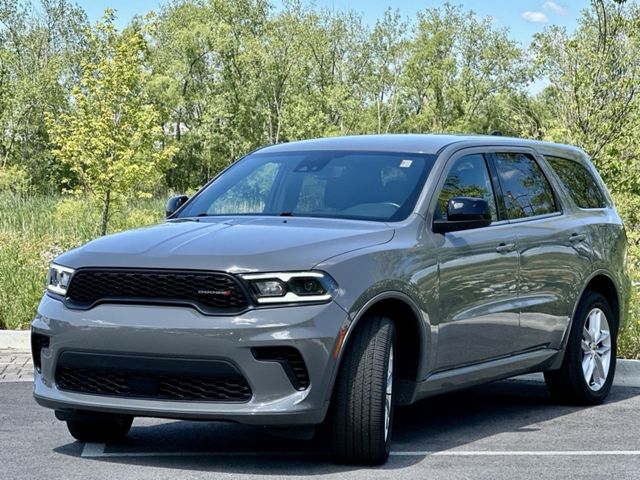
[401,3,529,133]
[45,12,175,234]
[0,165,31,194]
[0,191,163,329]
[0,0,88,190]
[612,192,640,358]
[534,0,640,192]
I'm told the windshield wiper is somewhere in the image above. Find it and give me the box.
[279,211,293,217]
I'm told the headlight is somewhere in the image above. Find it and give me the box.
[47,263,75,295]
[240,271,336,304]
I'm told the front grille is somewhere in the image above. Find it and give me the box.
[56,367,252,401]
[252,346,310,390]
[55,352,252,402]
[65,268,249,312]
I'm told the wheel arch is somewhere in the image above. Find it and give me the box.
[582,273,620,330]
[560,271,621,353]
[327,291,429,403]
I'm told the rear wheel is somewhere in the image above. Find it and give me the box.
[544,291,617,405]
[326,316,396,465]
[66,414,133,443]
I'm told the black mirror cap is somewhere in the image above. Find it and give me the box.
[165,195,188,218]
[433,197,492,234]
[447,197,491,222]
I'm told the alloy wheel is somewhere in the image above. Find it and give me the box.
[581,308,612,391]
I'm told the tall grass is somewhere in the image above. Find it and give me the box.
[0,192,164,329]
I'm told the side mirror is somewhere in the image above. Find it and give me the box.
[165,195,188,218]
[433,197,492,234]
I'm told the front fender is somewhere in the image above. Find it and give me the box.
[316,241,438,404]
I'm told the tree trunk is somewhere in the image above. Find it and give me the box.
[100,190,111,236]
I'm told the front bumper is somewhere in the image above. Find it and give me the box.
[32,294,348,426]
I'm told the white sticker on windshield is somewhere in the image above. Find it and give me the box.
[400,159,413,168]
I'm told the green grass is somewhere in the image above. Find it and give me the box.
[1,190,639,359]
[0,191,164,330]
[619,289,640,359]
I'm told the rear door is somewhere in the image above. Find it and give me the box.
[490,150,592,351]
[432,151,520,371]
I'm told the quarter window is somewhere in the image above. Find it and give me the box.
[494,153,557,220]
[545,156,607,209]
[436,154,498,222]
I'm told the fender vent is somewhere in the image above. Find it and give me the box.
[31,333,50,373]
[252,346,310,390]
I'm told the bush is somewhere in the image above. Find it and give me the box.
[0,166,31,195]
[0,192,164,329]
[614,193,640,359]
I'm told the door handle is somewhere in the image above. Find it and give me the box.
[496,243,516,253]
[569,233,587,243]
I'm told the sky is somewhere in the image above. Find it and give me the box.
[76,0,587,48]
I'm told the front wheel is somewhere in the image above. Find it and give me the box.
[326,316,396,465]
[66,414,133,443]
[544,291,617,405]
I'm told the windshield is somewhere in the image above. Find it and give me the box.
[177,150,437,222]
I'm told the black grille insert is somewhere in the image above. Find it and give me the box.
[65,268,249,312]
[55,352,252,402]
[252,346,310,390]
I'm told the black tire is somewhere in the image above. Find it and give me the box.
[66,414,133,443]
[326,316,396,465]
[544,291,617,405]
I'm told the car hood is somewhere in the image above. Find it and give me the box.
[55,216,395,272]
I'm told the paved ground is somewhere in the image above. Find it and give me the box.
[0,351,32,382]
[2,363,640,480]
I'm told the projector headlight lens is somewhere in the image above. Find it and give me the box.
[46,263,75,296]
[240,271,335,304]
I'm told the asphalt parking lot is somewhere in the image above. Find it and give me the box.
[2,372,640,480]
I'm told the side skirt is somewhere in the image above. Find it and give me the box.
[396,348,562,406]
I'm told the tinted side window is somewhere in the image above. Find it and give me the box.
[436,154,498,221]
[494,153,557,220]
[545,156,607,209]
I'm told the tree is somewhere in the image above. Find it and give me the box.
[46,12,175,235]
[146,0,269,190]
[401,3,529,133]
[534,0,640,192]
[0,0,88,192]
[361,9,408,134]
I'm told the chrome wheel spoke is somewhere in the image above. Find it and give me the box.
[593,355,606,387]
[583,355,596,385]
[589,310,601,343]
[581,308,612,392]
[581,354,592,375]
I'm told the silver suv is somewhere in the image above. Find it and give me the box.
[32,135,630,464]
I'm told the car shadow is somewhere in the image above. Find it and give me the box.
[53,378,640,474]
